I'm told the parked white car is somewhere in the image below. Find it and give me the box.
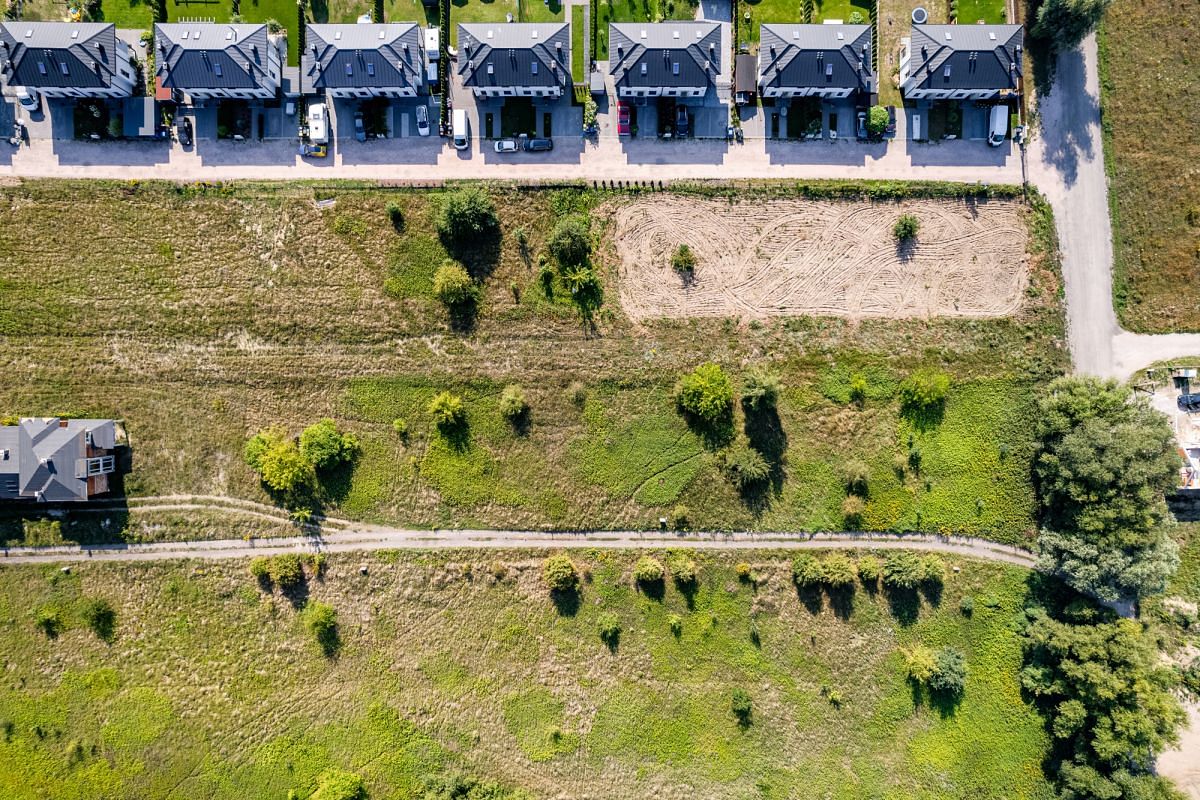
[15,87,39,113]
[415,104,430,137]
[988,105,1009,147]
[494,138,518,154]
[452,109,468,150]
[308,101,329,145]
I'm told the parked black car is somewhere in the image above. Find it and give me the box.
[1179,394,1200,413]
[175,115,193,146]
[522,137,553,152]
[675,106,690,137]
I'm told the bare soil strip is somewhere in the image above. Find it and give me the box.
[611,196,1029,321]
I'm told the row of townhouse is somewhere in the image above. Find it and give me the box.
[1,19,1023,116]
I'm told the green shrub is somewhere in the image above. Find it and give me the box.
[736,562,755,583]
[866,105,889,136]
[433,261,476,307]
[668,554,698,586]
[392,418,408,439]
[546,214,592,267]
[883,551,924,590]
[671,243,697,273]
[633,556,665,586]
[270,553,305,588]
[857,555,882,584]
[386,202,404,231]
[893,214,920,241]
[905,645,937,683]
[498,385,528,421]
[676,363,734,424]
[597,612,621,646]
[427,392,466,431]
[311,768,365,800]
[848,9,864,23]
[842,495,867,525]
[436,187,498,246]
[920,555,947,586]
[960,596,974,616]
[567,381,587,407]
[724,442,771,489]
[792,554,824,587]
[245,429,314,496]
[670,504,690,530]
[299,418,359,471]
[841,460,870,496]
[668,613,683,636]
[741,367,780,411]
[35,606,62,638]
[821,554,857,588]
[929,647,967,696]
[300,601,338,656]
[79,598,116,642]
[250,557,271,581]
[731,688,752,723]
[543,553,579,593]
[899,369,950,415]
[849,374,868,404]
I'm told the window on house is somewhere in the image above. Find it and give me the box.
[37,61,46,75]
[59,62,69,76]
[532,61,538,75]
[366,62,375,76]
[214,63,223,77]
[672,62,679,75]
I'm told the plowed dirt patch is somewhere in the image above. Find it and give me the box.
[611,196,1029,321]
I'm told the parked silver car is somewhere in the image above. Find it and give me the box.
[494,138,519,153]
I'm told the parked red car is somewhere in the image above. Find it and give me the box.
[617,103,631,136]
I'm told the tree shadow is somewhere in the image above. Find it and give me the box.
[508,408,532,438]
[314,457,357,507]
[735,709,752,730]
[280,578,311,610]
[436,420,472,453]
[550,589,580,617]
[315,621,340,658]
[636,577,665,601]
[828,585,856,620]
[920,580,943,608]
[743,401,788,497]
[444,227,502,283]
[673,576,698,610]
[900,401,945,432]
[895,236,918,262]
[600,628,620,653]
[795,584,824,615]
[928,687,963,719]
[884,585,920,626]
[447,297,479,334]
[679,408,736,450]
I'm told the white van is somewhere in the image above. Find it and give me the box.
[308,101,329,144]
[988,105,1009,147]
[452,109,468,150]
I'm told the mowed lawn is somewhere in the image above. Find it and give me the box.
[740,0,872,46]
[450,0,565,46]
[0,181,1066,545]
[594,0,696,61]
[1098,0,1200,332]
[0,551,1053,799]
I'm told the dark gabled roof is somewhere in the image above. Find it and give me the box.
[905,24,1023,91]
[759,24,874,93]
[302,23,422,93]
[457,23,570,89]
[0,418,116,502]
[609,22,721,90]
[155,23,273,91]
[0,22,122,89]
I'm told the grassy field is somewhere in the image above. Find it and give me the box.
[595,0,697,61]
[571,4,585,81]
[0,549,1054,799]
[1098,0,1200,332]
[0,181,1065,546]
[954,0,1007,23]
[740,0,874,47]
[450,0,565,45]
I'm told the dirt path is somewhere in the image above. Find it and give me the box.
[611,196,1028,322]
[0,520,1038,566]
[1159,702,1200,799]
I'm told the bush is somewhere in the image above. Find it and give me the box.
[245,429,314,496]
[671,243,697,274]
[849,374,868,404]
[847,9,864,23]
[676,363,734,424]
[432,261,476,307]
[841,460,870,496]
[883,551,924,590]
[300,601,338,655]
[668,554,698,586]
[866,105,889,136]
[427,392,466,431]
[567,381,587,407]
[436,187,498,246]
[311,769,365,800]
[633,556,665,586]
[543,553,579,593]
[386,202,404,231]
[857,555,882,584]
[299,418,359,471]
[899,369,950,415]
[731,688,752,723]
[80,598,116,641]
[920,555,946,586]
[724,442,771,489]
[736,562,755,583]
[893,214,920,241]
[841,495,867,525]
[35,606,62,637]
[670,504,690,530]
[250,557,271,580]
[546,215,592,268]
[929,647,967,696]
[392,418,408,438]
[668,613,683,636]
[270,553,305,588]
[905,645,937,683]
[597,612,621,646]
[741,367,780,411]
[822,553,857,588]
[792,554,824,588]
[959,596,974,616]
[498,384,528,421]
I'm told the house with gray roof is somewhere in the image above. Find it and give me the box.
[758,23,874,100]
[154,23,281,101]
[899,23,1022,101]
[609,22,722,100]
[302,23,424,98]
[457,22,570,99]
[0,418,118,503]
[0,22,136,98]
